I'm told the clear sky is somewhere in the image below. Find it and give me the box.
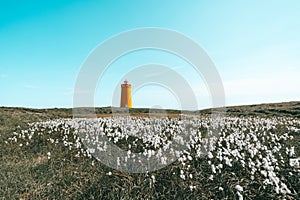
[0,0,299,109]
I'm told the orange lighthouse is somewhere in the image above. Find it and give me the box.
[120,80,132,108]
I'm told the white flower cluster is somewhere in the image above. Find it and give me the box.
[6,115,299,197]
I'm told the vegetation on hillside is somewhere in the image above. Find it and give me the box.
[0,102,299,199]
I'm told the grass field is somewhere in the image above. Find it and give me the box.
[0,102,299,199]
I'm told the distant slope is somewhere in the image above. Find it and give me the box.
[1,101,299,122]
[199,101,300,118]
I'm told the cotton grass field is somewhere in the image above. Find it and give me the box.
[0,102,299,199]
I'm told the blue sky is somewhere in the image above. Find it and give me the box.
[0,0,299,109]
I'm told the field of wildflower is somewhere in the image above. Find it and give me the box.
[0,103,299,199]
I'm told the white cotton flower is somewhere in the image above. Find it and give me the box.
[161,157,167,165]
[117,157,120,166]
[151,175,155,183]
[47,152,51,159]
[189,185,196,191]
[235,185,243,192]
[180,174,185,180]
[218,163,223,169]
[289,157,300,168]
[289,146,295,157]
[107,172,112,176]
[275,186,279,194]
[211,164,216,174]
[225,157,232,167]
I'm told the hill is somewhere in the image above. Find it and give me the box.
[0,101,299,199]
[199,101,300,118]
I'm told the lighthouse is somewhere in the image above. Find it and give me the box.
[120,80,132,108]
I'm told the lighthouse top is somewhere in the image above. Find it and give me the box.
[121,79,131,87]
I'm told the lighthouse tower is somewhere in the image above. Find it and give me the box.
[120,80,132,108]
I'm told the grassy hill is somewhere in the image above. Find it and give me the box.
[0,101,299,199]
[199,101,300,118]
[1,101,299,121]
